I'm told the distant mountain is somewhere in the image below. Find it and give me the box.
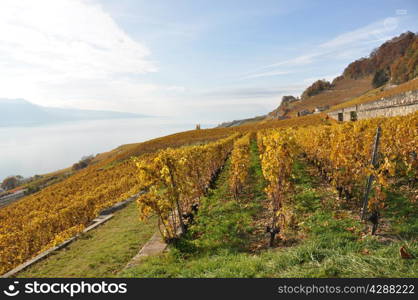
[216,115,266,128]
[0,99,150,127]
[266,31,418,120]
[214,32,417,127]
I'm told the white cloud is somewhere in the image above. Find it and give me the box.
[244,16,405,79]
[164,86,187,92]
[241,70,292,79]
[263,53,317,69]
[0,0,158,109]
[199,84,305,99]
[319,17,399,49]
[302,74,340,85]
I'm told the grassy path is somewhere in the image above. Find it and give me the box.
[17,201,156,278]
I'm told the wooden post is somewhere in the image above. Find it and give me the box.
[269,212,278,247]
[361,126,382,220]
[166,159,186,236]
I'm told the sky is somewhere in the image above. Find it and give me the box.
[0,0,417,123]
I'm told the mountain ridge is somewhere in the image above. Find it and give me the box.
[218,31,417,127]
[267,31,418,120]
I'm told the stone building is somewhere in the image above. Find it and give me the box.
[314,105,329,113]
[297,109,312,117]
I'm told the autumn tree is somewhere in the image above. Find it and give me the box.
[391,38,418,84]
[1,176,20,191]
[372,69,390,88]
[301,80,333,99]
[72,154,94,171]
[343,31,417,84]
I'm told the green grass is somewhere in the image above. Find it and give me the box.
[17,201,156,278]
[384,189,418,238]
[121,203,418,278]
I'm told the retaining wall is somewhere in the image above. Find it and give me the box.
[328,89,418,121]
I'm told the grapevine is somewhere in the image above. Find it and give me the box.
[135,134,239,241]
[229,133,253,198]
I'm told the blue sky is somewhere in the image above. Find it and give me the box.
[0,0,417,123]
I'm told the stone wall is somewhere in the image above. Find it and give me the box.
[0,189,27,207]
[328,89,418,121]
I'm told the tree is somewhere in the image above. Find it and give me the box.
[281,95,298,104]
[301,80,333,99]
[1,176,20,191]
[72,155,94,171]
[372,69,389,88]
[343,32,417,81]
[390,38,418,84]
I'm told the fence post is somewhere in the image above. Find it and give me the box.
[361,126,382,220]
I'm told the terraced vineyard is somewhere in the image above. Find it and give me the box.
[2,111,417,277]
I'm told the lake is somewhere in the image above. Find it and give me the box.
[0,118,211,180]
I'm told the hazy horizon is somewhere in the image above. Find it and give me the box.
[0,98,154,128]
[0,117,215,181]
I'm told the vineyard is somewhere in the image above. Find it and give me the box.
[120,111,417,277]
[124,111,417,277]
[135,134,237,240]
[1,111,417,277]
[0,112,329,275]
[133,111,417,248]
[257,112,417,248]
[0,128,238,274]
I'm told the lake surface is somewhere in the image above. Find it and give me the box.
[0,118,211,180]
